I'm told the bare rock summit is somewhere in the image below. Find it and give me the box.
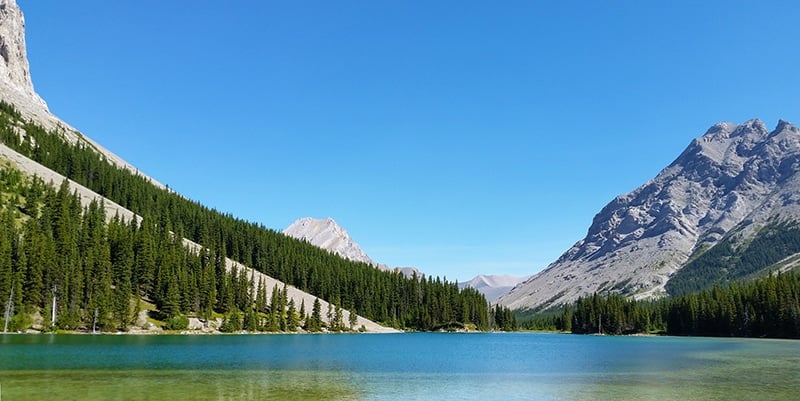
[499,119,800,311]
[284,217,375,265]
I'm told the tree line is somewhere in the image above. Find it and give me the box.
[0,101,501,332]
[522,271,800,339]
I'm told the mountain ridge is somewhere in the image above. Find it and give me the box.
[499,119,800,311]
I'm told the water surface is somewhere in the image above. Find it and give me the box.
[1,333,798,400]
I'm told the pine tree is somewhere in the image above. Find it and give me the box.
[349,305,358,331]
[327,300,334,328]
[255,278,267,313]
[286,298,298,332]
[267,284,280,332]
[308,298,322,332]
[332,305,342,332]
[243,305,258,332]
[279,284,288,331]
[299,298,306,328]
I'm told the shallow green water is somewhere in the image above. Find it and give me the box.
[0,333,798,400]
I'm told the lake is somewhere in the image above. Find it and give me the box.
[0,333,798,401]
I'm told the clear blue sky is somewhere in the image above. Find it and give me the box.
[18,1,800,282]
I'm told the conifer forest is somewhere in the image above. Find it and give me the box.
[0,102,509,333]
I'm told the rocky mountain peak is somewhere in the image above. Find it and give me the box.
[776,119,794,133]
[499,119,800,311]
[0,0,46,110]
[283,217,375,265]
[458,274,531,303]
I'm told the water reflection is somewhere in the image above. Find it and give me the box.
[1,370,359,401]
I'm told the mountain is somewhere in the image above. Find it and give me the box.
[499,119,800,311]
[459,275,530,303]
[284,217,423,277]
[284,217,374,265]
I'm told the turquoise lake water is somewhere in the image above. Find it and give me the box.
[0,333,798,400]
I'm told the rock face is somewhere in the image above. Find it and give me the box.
[459,275,530,303]
[0,0,41,103]
[284,217,375,265]
[499,119,800,311]
[0,0,50,120]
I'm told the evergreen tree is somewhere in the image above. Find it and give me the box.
[279,284,288,331]
[349,306,358,331]
[308,298,323,332]
[267,284,280,332]
[298,298,306,328]
[333,304,344,332]
[286,298,298,332]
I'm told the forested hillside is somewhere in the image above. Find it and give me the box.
[0,101,505,332]
[524,272,800,339]
[666,221,800,296]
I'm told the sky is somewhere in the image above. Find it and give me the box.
[17,0,800,282]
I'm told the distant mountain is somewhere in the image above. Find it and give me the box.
[284,217,374,265]
[283,217,423,277]
[393,266,423,278]
[459,275,530,303]
[499,119,800,311]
